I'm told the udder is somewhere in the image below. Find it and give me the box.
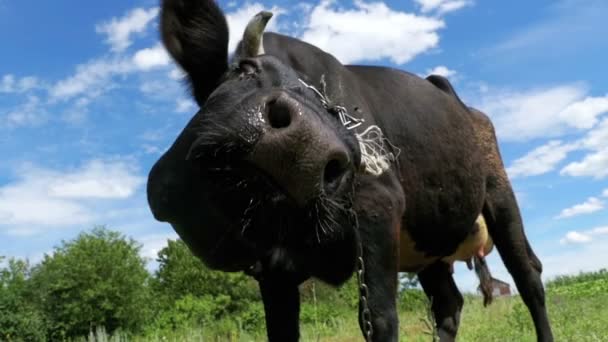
[398,215,493,273]
[441,215,493,271]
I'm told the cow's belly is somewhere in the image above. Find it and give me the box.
[398,214,492,272]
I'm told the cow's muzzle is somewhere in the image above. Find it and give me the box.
[246,91,353,207]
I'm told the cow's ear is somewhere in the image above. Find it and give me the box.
[161,0,229,106]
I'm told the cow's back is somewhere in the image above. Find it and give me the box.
[347,65,487,259]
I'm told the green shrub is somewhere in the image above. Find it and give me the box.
[153,294,232,330]
[399,288,427,312]
[29,226,151,340]
[546,268,607,288]
[151,239,259,314]
[0,258,47,341]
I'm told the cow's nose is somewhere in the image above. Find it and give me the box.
[266,95,293,129]
[248,92,352,207]
[322,150,351,195]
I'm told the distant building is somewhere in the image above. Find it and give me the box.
[478,277,511,297]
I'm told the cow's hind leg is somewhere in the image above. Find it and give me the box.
[484,186,553,341]
[418,261,463,341]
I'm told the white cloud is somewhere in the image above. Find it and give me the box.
[175,98,196,113]
[96,7,159,52]
[560,118,608,179]
[226,3,284,53]
[47,160,143,199]
[474,84,608,142]
[556,197,604,219]
[1,74,40,93]
[0,160,144,235]
[425,65,457,78]
[507,111,608,179]
[560,226,608,245]
[168,67,185,80]
[3,95,48,127]
[137,233,178,261]
[139,80,166,96]
[50,43,174,102]
[603,189,608,197]
[414,0,473,15]
[142,144,163,155]
[561,148,608,179]
[49,57,134,100]
[132,43,171,70]
[558,95,608,129]
[560,231,592,244]
[45,6,174,105]
[299,1,445,64]
[578,116,608,151]
[542,240,608,280]
[507,140,578,178]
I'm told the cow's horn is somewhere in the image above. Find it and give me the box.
[240,11,273,57]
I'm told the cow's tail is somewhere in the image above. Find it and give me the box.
[474,255,493,307]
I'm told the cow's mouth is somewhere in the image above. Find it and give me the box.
[197,159,357,245]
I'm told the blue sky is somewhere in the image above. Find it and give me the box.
[1,0,607,292]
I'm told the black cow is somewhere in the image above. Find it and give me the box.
[147,1,553,341]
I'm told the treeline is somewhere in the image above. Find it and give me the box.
[0,227,262,341]
[0,227,425,341]
[545,268,608,288]
[3,227,607,341]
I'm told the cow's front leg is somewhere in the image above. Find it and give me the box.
[258,272,302,342]
[354,177,403,341]
[418,261,464,342]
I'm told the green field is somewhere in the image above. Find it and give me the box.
[89,272,608,342]
[3,231,606,342]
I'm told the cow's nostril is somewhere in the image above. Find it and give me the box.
[323,156,349,194]
[267,99,292,129]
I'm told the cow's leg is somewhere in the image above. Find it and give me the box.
[484,186,553,342]
[418,261,463,341]
[258,273,302,342]
[355,210,400,341]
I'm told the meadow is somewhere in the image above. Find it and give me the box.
[87,270,608,342]
[2,229,606,342]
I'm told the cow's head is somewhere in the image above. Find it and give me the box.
[147,0,361,270]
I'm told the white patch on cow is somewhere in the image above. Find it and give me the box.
[298,77,400,176]
[356,125,400,176]
[256,106,266,124]
[242,106,267,144]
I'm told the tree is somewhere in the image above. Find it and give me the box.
[30,226,151,339]
[0,258,46,341]
[153,239,258,306]
[150,239,259,330]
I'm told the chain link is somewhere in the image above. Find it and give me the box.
[356,245,373,341]
[298,75,375,341]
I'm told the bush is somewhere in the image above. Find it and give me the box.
[151,239,259,315]
[152,294,232,330]
[30,227,151,340]
[399,288,428,312]
[0,258,47,341]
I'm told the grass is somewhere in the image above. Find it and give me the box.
[86,274,608,342]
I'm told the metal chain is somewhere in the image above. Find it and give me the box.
[299,75,375,341]
[298,78,365,130]
[356,243,373,342]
